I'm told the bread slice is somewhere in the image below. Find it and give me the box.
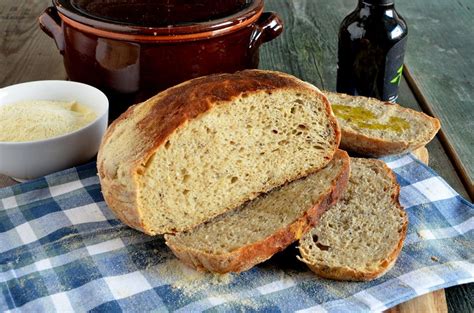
[298,158,407,281]
[98,70,341,235]
[412,146,429,165]
[324,92,440,157]
[165,150,350,273]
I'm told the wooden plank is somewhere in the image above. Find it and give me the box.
[386,289,448,313]
[260,0,348,88]
[260,1,469,312]
[0,0,65,87]
[261,0,470,201]
[405,67,474,200]
[446,283,474,313]
[398,79,471,200]
[397,0,474,198]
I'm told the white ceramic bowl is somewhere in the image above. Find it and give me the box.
[0,80,108,181]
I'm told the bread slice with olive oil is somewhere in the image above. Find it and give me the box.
[298,158,407,281]
[324,92,440,157]
[165,150,350,273]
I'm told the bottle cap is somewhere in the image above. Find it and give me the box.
[362,0,394,5]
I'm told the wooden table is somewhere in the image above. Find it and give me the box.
[0,0,472,312]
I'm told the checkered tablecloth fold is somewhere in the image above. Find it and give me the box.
[0,154,473,312]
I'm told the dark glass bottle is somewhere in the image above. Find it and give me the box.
[336,0,408,102]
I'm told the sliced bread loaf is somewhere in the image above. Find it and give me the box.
[324,92,440,157]
[98,70,341,235]
[165,150,350,273]
[298,158,407,281]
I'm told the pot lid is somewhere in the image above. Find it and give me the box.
[54,0,261,35]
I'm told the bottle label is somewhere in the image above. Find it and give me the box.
[383,36,408,102]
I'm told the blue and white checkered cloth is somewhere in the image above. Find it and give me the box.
[0,154,473,312]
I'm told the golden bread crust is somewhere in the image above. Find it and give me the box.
[98,70,341,235]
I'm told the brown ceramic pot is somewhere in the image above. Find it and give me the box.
[39,0,283,119]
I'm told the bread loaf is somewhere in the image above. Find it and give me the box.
[298,158,407,281]
[98,70,341,235]
[165,150,350,273]
[324,92,440,157]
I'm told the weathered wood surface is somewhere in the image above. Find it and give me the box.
[261,0,472,312]
[446,283,474,313]
[398,79,470,200]
[386,289,448,313]
[0,0,66,86]
[0,0,471,312]
[397,0,474,198]
[261,0,470,201]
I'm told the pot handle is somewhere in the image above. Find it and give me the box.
[38,7,65,54]
[251,12,284,48]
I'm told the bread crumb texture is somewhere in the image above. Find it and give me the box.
[140,91,336,233]
[299,158,407,280]
[98,70,339,234]
[166,151,348,255]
